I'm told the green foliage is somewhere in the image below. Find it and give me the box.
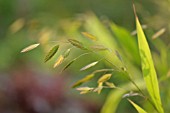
[19,7,170,113]
[128,99,147,113]
[136,16,164,113]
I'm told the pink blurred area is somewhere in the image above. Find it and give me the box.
[0,67,100,113]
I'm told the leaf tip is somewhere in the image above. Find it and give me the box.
[132,3,138,19]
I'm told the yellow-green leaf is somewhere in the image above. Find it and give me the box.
[128,99,147,113]
[80,61,98,71]
[81,32,97,41]
[21,43,40,53]
[98,74,112,83]
[44,45,59,62]
[136,16,164,113]
[53,55,64,68]
[72,74,94,88]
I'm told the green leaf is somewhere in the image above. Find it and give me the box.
[136,17,164,113]
[44,45,59,62]
[110,22,140,65]
[72,74,94,88]
[128,99,147,113]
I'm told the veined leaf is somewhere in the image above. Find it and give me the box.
[81,32,97,41]
[68,39,87,50]
[136,16,164,113]
[44,45,59,62]
[53,55,64,68]
[128,99,147,113]
[98,74,112,83]
[80,61,98,71]
[72,74,94,88]
[21,43,40,53]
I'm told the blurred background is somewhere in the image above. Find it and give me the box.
[0,0,170,113]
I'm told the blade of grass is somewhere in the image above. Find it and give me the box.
[128,99,147,113]
[135,12,164,113]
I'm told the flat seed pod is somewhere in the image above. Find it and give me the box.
[44,45,59,62]
[105,82,116,88]
[72,74,94,88]
[61,59,75,72]
[98,74,112,83]
[80,61,98,71]
[93,69,114,74]
[90,45,108,51]
[21,43,40,53]
[10,18,25,33]
[76,87,94,94]
[96,82,103,94]
[63,48,71,58]
[115,50,123,62]
[152,28,166,39]
[53,55,64,68]
[81,32,97,41]
[68,39,87,50]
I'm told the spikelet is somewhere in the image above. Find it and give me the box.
[80,61,98,71]
[72,74,94,88]
[44,45,59,62]
[21,43,40,53]
[53,55,64,68]
[68,39,87,50]
[81,32,97,41]
[98,74,112,83]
